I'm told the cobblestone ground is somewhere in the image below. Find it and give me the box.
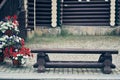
[0,36,120,79]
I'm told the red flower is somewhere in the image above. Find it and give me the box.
[20,39,25,46]
[13,20,19,27]
[13,15,17,20]
[3,45,32,60]
[5,30,12,36]
[7,16,11,20]
[12,52,18,57]
[3,47,10,58]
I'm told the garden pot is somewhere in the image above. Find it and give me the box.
[12,60,21,67]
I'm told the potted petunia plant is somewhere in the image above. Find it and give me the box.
[0,15,33,66]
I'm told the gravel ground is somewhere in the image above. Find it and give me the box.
[27,36,120,67]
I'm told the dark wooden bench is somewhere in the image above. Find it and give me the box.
[31,48,118,74]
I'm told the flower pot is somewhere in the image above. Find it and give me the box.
[0,56,4,63]
[12,60,21,67]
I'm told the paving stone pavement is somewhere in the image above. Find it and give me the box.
[0,36,120,80]
[0,54,120,80]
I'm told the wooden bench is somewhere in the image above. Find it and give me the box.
[31,48,118,74]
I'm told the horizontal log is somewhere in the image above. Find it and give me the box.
[45,61,115,68]
[36,2,51,4]
[62,15,110,18]
[31,48,118,54]
[36,13,51,15]
[62,4,110,8]
[62,17,109,19]
[62,23,110,26]
[62,19,109,22]
[36,20,51,23]
[62,12,110,15]
[36,0,51,3]
[63,8,110,11]
[27,3,34,6]
[63,21,109,23]
[63,1,110,4]
[62,10,110,12]
[36,24,51,26]
[36,4,51,7]
[36,8,51,10]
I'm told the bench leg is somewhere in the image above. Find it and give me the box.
[103,59,112,74]
[33,53,50,68]
[36,53,46,72]
[37,57,46,73]
[98,53,105,63]
[45,54,50,62]
[102,53,112,74]
[98,53,112,62]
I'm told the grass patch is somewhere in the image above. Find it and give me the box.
[26,35,120,45]
[60,29,72,37]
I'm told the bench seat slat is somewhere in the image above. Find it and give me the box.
[31,48,118,54]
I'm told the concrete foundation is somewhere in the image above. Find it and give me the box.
[27,26,120,38]
[62,26,120,35]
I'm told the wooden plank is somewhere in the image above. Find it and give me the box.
[63,0,110,4]
[62,19,109,22]
[63,8,109,11]
[36,20,51,23]
[27,21,34,24]
[64,0,110,2]
[31,48,118,54]
[36,4,51,7]
[63,21,109,23]
[36,0,51,2]
[61,4,110,7]
[27,2,34,5]
[62,15,110,18]
[36,24,51,26]
[36,2,51,4]
[45,61,115,68]
[36,7,51,10]
[62,17,109,19]
[62,12,110,15]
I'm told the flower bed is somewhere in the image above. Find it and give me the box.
[0,15,33,66]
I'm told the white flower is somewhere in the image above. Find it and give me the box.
[19,37,22,40]
[0,45,3,48]
[0,42,5,48]
[0,36,8,41]
[17,54,20,56]
[15,49,18,52]
[0,49,2,52]
[4,35,9,39]
[6,22,11,26]
[23,56,28,58]
[16,38,19,42]
[1,30,6,33]
[14,27,19,32]
[13,57,15,59]
[1,23,6,27]
[12,35,15,37]
[0,38,5,41]
[15,57,18,60]
[21,58,26,64]
[20,54,23,56]
[0,21,3,25]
